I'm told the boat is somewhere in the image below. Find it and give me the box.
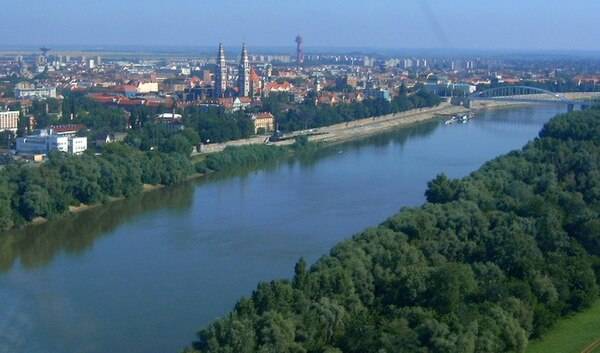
[445,116,457,124]
[446,112,475,125]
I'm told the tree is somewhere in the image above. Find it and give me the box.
[425,173,460,203]
[18,184,52,220]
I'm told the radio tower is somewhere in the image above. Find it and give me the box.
[295,35,304,64]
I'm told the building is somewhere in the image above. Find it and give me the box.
[423,82,476,96]
[14,82,57,99]
[16,129,87,155]
[263,82,293,96]
[364,88,391,101]
[250,112,275,134]
[214,43,227,98]
[0,111,19,132]
[137,82,159,93]
[214,43,258,98]
[238,43,251,97]
[218,97,252,112]
[50,124,86,137]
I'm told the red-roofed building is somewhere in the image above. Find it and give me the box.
[110,85,138,97]
[249,112,275,134]
[218,97,252,112]
[264,82,293,96]
[317,92,340,106]
[50,124,86,136]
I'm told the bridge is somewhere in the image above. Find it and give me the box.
[466,86,594,111]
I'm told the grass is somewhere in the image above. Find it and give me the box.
[526,300,600,353]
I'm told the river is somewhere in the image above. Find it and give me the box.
[0,104,567,353]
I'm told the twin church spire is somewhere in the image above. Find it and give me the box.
[214,42,251,98]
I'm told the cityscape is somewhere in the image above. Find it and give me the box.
[1,1,600,353]
[1,37,600,159]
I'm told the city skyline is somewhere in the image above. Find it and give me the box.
[3,0,600,52]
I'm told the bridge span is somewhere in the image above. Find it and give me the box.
[466,86,597,111]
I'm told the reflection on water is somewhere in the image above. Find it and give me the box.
[0,183,194,272]
[0,119,440,274]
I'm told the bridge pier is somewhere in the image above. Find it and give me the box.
[567,103,574,112]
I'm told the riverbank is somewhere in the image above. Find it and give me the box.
[199,92,599,152]
[278,92,599,146]
[303,102,467,145]
[196,102,468,154]
[8,96,598,231]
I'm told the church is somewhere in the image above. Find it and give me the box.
[213,43,261,99]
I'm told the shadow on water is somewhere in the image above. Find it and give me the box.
[0,119,440,274]
[0,183,195,272]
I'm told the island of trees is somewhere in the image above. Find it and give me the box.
[182,107,600,353]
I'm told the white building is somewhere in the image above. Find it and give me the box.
[137,82,159,93]
[156,113,182,120]
[0,111,19,132]
[14,82,57,99]
[423,82,477,96]
[16,129,87,155]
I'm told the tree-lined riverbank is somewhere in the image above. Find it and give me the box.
[0,104,579,353]
[184,108,600,353]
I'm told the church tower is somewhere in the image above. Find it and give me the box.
[238,43,251,97]
[214,42,227,98]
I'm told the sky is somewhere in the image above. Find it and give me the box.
[3,0,600,53]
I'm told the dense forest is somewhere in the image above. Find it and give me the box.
[183,108,600,353]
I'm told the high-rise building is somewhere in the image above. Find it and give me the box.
[214,43,227,98]
[0,111,19,132]
[238,43,251,97]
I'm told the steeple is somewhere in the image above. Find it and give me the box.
[214,42,227,98]
[239,42,251,97]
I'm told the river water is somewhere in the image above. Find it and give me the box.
[0,105,567,353]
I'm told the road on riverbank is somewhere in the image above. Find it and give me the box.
[195,91,600,154]
[196,102,469,154]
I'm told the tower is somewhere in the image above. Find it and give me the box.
[295,35,304,64]
[214,42,227,98]
[239,43,251,97]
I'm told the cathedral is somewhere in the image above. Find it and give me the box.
[213,42,258,99]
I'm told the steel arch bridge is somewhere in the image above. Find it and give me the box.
[467,86,573,104]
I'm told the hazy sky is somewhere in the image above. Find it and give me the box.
[3,0,600,52]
